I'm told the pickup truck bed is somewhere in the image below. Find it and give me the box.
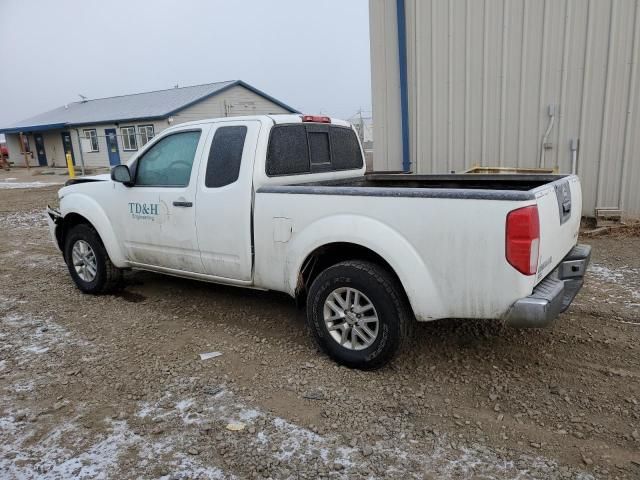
[297,173,564,191]
[260,174,568,201]
[256,172,583,324]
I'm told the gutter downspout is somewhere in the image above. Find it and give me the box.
[396,0,411,172]
[570,138,578,175]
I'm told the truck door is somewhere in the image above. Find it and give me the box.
[194,120,261,281]
[113,126,207,273]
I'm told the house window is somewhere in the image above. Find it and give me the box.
[121,126,137,151]
[138,125,155,146]
[83,129,99,152]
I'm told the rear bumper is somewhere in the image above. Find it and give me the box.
[504,244,591,328]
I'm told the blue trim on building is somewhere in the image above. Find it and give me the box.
[396,0,411,172]
[0,123,67,134]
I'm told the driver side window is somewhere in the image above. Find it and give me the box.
[135,130,201,187]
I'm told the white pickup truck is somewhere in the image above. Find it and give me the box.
[47,114,591,369]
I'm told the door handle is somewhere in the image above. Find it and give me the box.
[173,201,193,207]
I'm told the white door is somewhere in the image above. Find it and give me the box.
[114,127,208,273]
[194,120,261,281]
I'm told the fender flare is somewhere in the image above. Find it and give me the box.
[287,214,445,320]
[60,193,128,268]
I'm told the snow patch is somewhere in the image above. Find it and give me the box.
[0,181,61,189]
[0,414,124,479]
[588,263,640,307]
[114,382,596,479]
[11,380,35,393]
[588,264,625,283]
[1,311,88,364]
[0,414,230,480]
[23,344,50,354]
[175,399,194,412]
[0,298,93,388]
[237,408,261,422]
[271,416,329,462]
[0,209,49,230]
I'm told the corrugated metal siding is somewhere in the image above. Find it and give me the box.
[370,0,640,217]
[369,0,403,171]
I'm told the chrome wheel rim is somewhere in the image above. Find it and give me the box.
[323,287,379,351]
[71,240,97,282]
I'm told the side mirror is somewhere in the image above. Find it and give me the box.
[111,165,132,185]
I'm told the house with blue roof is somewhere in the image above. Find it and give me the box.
[0,80,298,168]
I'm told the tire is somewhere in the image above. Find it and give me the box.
[306,260,412,370]
[64,224,123,294]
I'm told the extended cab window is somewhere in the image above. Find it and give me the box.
[135,131,201,187]
[266,124,362,176]
[266,124,310,176]
[329,126,363,170]
[205,126,247,188]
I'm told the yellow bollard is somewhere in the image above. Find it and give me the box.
[65,153,76,179]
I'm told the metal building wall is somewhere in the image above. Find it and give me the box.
[370,0,640,217]
[369,0,404,171]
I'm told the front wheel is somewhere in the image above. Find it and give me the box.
[64,224,123,294]
[306,260,412,370]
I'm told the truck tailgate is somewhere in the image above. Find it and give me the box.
[533,176,582,283]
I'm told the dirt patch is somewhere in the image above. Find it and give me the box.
[0,185,638,478]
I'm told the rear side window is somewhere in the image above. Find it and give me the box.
[266,124,362,176]
[205,126,247,188]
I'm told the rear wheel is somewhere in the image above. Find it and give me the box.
[306,260,412,369]
[64,224,123,294]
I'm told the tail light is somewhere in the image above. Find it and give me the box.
[506,205,540,276]
[301,114,331,123]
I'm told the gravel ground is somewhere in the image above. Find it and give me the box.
[0,167,66,189]
[1,185,639,479]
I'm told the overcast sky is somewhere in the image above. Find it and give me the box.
[0,0,371,129]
